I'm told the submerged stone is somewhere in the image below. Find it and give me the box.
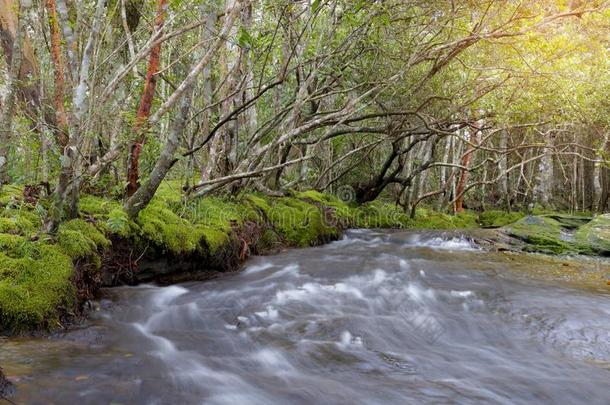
[0,368,15,399]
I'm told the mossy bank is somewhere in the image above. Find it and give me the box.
[0,183,608,333]
[0,184,474,333]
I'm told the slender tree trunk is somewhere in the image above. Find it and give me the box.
[455,130,475,213]
[499,130,511,211]
[436,136,452,211]
[0,0,31,187]
[216,0,242,178]
[599,167,610,213]
[582,131,596,211]
[53,0,106,225]
[199,6,216,180]
[126,0,168,197]
[598,134,610,212]
[533,134,554,209]
[125,86,194,218]
[44,0,69,147]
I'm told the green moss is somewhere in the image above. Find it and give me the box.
[196,225,231,254]
[104,208,135,238]
[188,196,260,231]
[296,190,356,221]
[246,194,272,214]
[479,210,525,228]
[352,202,407,228]
[546,214,592,230]
[136,201,202,254]
[130,192,263,256]
[574,214,610,254]
[56,219,110,261]
[0,185,23,207]
[0,216,34,235]
[153,181,186,206]
[0,233,28,254]
[453,211,480,228]
[0,239,75,332]
[405,209,475,230]
[266,197,339,247]
[79,195,121,218]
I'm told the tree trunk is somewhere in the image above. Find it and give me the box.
[582,131,596,211]
[598,134,610,212]
[455,129,476,213]
[52,0,106,226]
[216,0,242,178]
[436,136,452,211]
[126,0,168,197]
[44,0,69,147]
[0,0,30,187]
[498,130,511,211]
[125,86,194,218]
[199,5,216,180]
[533,134,554,209]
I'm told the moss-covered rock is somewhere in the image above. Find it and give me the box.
[479,210,525,228]
[574,214,610,255]
[504,215,573,254]
[546,214,593,230]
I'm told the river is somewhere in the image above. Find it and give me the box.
[2,230,610,404]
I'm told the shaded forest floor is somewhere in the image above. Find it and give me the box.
[0,182,609,334]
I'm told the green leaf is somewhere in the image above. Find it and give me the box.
[237,27,255,48]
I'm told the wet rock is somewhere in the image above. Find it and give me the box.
[462,228,526,252]
[574,214,610,255]
[0,368,15,399]
[545,214,592,230]
[58,325,108,347]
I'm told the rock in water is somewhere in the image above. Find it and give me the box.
[0,368,15,399]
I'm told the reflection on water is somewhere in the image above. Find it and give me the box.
[2,230,610,404]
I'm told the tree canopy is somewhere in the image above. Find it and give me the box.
[0,0,608,225]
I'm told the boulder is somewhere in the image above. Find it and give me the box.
[502,215,572,254]
[574,214,610,255]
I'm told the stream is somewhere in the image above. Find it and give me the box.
[2,230,610,404]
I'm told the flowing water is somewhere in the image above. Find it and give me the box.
[2,230,610,404]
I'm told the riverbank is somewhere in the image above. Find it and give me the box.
[0,183,608,334]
